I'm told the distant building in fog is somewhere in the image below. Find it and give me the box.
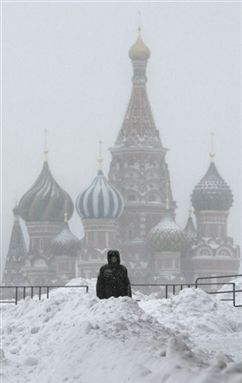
[2,31,240,286]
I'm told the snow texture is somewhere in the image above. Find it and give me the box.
[1,278,242,383]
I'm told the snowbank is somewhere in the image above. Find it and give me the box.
[1,280,242,383]
[139,287,241,335]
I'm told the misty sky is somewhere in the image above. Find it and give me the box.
[1,2,241,270]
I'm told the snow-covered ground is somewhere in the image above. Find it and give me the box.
[1,278,242,383]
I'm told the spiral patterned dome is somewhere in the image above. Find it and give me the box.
[76,169,124,219]
[129,33,150,61]
[18,161,74,222]
[149,212,189,252]
[51,223,80,256]
[192,161,233,211]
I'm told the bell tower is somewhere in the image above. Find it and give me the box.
[108,30,176,270]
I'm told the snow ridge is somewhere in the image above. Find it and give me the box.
[1,280,242,383]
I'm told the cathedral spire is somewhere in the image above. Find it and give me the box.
[113,30,162,148]
[209,132,215,162]
[64,201,68,223]
[44,129,48,162]
[165,181,170,211]
[97,140,103,172]
[137,10,142,33]
[184,205,196,242]
[2,207,28,285]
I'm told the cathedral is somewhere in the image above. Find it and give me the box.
[2,31,240,287]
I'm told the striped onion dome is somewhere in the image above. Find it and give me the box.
[18,161,74,222]
[51,223,80,256]
[192,161,233,211]
[76,169,124,219]
[149,212,189,252]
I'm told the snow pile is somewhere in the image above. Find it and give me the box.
[139,287,241,335]
[1,280,242,383]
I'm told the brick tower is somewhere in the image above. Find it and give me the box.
[108,31,176,279]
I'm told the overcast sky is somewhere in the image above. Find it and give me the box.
[1,1,241,270]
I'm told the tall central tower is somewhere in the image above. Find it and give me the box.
[108,31,176,276]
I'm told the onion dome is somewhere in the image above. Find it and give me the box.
[51,222,80,256]
[18,161,74,222]
[192,161,233,211]
[149,211,189,252]
[129,32,150,61]
[76,169,124,219]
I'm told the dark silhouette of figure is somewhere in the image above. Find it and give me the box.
[96,250,132,299]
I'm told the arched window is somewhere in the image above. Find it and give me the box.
[218,250,228,256]
[199,248,211,256]
[217,248,231,257]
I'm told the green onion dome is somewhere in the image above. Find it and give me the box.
[149,212,189,252]
[18,161,74,222]
[192,162,233,211]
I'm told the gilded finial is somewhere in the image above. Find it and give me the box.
[165,181,170,210]
[138,11,142,34]
[44,129,48,162]
[188,198,193,217]
[13,194,19,217]
[188,206,193,218]
[97,140,103,171]
[64,200,68,223]
[209,132,215,162]
[129,15,150,61]
[14,191,18,207]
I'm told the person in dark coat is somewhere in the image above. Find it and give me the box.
[96,250,132,299]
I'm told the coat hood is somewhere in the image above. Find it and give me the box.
[107,250,120,264]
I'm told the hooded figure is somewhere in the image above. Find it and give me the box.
[96,250,132,299]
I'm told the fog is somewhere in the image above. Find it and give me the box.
[1,2,241,272]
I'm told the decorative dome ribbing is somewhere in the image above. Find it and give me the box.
[192,161,233,211]
[18,161,74,222]
[51,223,80,256]
[129,33,150,61]
[76,169,124,219]
[149,212,189,252]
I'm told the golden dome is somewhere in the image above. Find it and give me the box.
[129,33,150,60]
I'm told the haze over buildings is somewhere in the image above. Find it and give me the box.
[1,2,241,277]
